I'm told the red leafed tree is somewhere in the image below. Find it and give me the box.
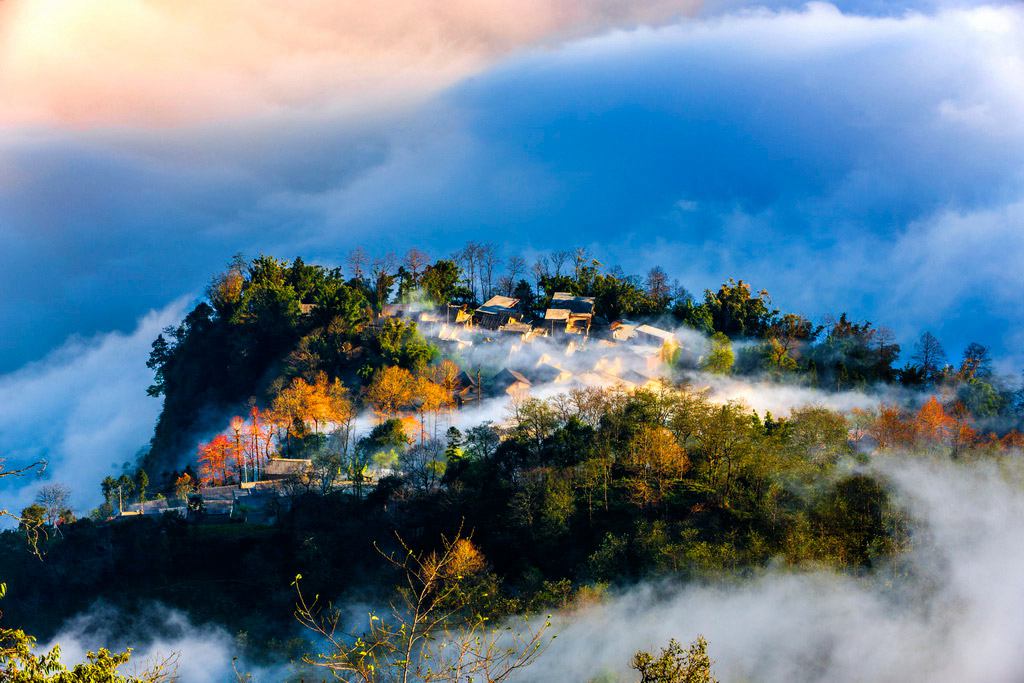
[230,415,246,482]
[247,405,275,480]
[1000,430,1024,450]
[197,434,236,486]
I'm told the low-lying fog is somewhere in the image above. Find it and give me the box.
[43,455,1024,682]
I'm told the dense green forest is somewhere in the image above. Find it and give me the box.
[4,246,1024,681]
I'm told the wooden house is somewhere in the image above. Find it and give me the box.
[488,368,532,399]
[544,292,596,336]
[475,295,521,330]
[263,457,313,481]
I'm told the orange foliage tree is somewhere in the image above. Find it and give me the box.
[868,397,979,455]
[869,405,914,449]
[913,397,976,454]
[414,375,454,443]
[914,397,957,444]
[272,373,355,447]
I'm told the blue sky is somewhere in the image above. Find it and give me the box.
[2,1,1022,371]
[1,0,1023,508]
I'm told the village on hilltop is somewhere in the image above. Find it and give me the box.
[117,292,687,524]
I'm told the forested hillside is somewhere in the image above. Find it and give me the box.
[144,248,1021,477]
[4,246,1024,681]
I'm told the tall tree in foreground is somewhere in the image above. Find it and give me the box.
[294,530,553,682]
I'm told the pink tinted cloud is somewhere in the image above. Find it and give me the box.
[0,0,699,128]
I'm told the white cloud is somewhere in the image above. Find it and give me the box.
[0,299,189,515]
[694,371,889,415]
[888,201,1024,321]
[41,605,288,682]
[0,0,701,128]
[524,456,1024,682]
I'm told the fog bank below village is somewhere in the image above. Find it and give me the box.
[521,456,1024,682]
[40,456,1024,682]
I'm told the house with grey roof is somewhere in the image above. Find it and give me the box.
[488,368,532,398]
[545,292,596,336]
[475,295,521,329]
[263,457,313,481]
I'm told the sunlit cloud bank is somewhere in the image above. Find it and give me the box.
[0,0,994,128]
[0,300,188,515]
[0,0,700,128]
[520,456,1024,682]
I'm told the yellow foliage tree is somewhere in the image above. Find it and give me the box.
[366,366,416,419]
[623,425,690,507]
[273,372,355,437]
[415,376,454,443]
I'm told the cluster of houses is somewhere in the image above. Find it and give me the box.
[117,458,315,524]
[387,292,685,401]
